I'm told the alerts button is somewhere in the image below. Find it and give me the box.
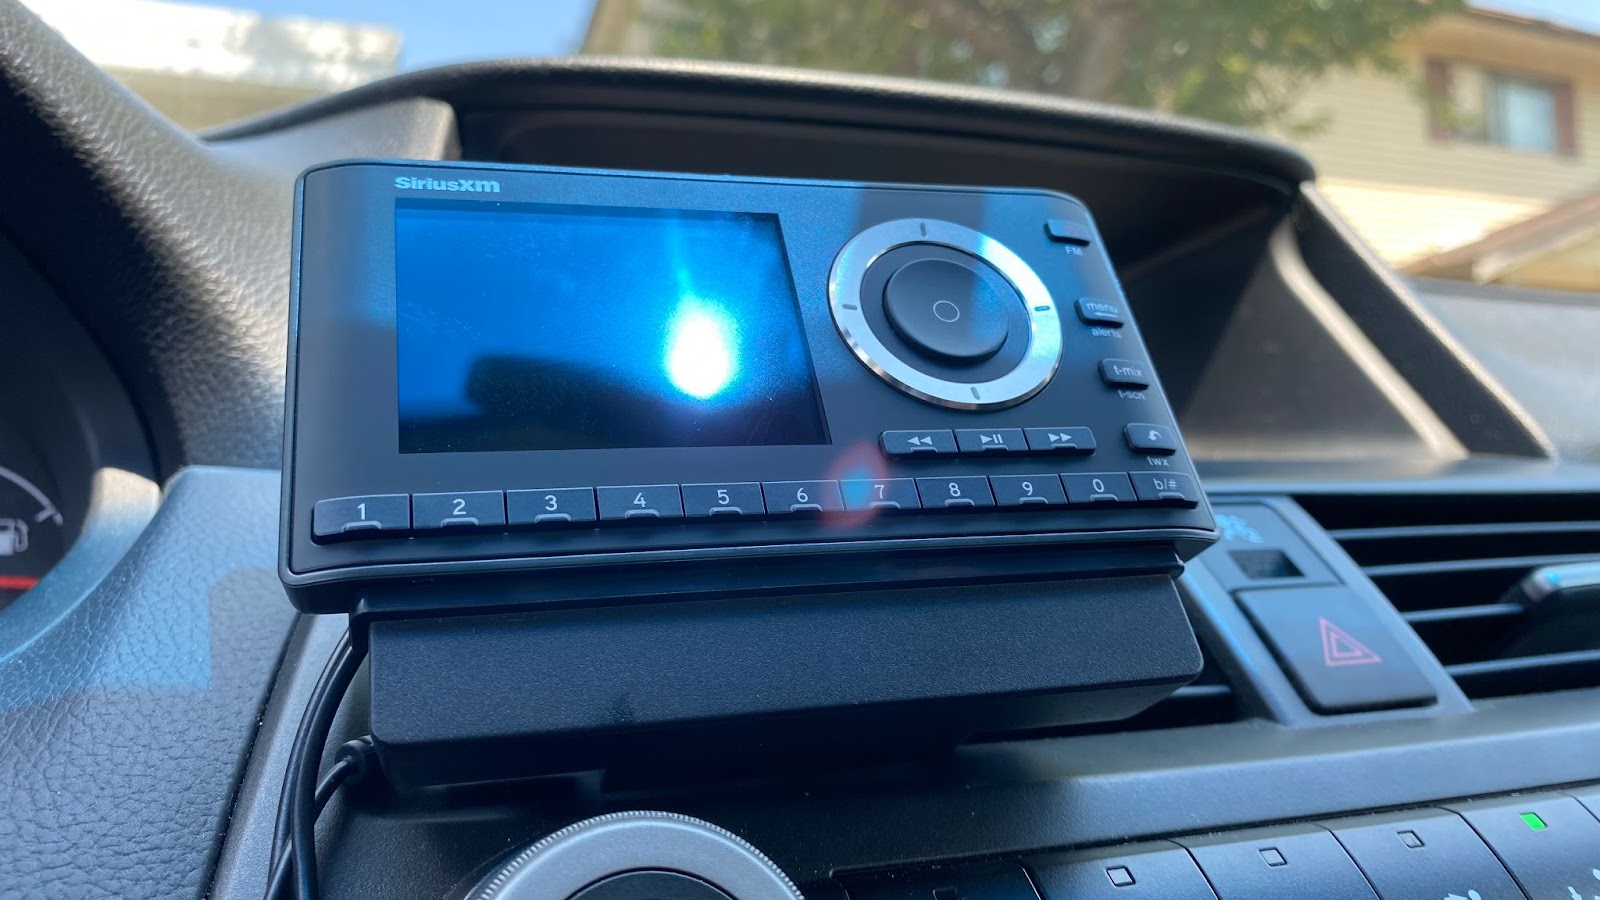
[1236,586,1437,714]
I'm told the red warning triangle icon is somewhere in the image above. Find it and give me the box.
[1319,617,1383,667]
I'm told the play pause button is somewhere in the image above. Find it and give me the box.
[955,428,1026,454]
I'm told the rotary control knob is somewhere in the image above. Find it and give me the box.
[829,219,1062,410]
[465,812,804,900]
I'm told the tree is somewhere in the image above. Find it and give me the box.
[647,0,1462,131]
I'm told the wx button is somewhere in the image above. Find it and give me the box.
[881,430,958,457]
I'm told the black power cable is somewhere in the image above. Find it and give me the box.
[263,628,370,900]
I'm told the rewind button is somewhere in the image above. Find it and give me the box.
[1023,426,1096,456]
[881,429,958,457]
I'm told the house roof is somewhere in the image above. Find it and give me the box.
[1467,4,1600,47]
[1406,186,1600,284]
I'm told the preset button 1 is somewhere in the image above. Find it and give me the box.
[507,488,597,525]
[312,494,410,540]
[597,485,684,520]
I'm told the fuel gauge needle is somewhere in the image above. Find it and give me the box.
[0,575,40,591]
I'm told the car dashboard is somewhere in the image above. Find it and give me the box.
[1,3,1599,898]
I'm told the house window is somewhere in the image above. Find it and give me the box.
[1426,59,1576,155]
[1486,73,1556,152]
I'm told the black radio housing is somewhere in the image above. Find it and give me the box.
[281,160,1215,612]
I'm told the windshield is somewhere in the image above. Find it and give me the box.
[24,0,1600,296]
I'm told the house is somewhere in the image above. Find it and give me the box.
[1286,6,1600,292]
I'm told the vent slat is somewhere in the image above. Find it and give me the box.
[1300,492,1600,699]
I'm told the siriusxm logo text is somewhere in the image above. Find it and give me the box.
[393,176,501,193]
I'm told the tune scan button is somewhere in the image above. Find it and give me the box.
[883,257,1012,362]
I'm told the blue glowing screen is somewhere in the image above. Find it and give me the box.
[395,201,828,453]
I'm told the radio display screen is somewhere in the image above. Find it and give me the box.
[395,201,829,454]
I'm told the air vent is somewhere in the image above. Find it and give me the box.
[1298,494,1600,699]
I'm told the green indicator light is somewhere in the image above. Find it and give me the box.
[1520,812,1547,831]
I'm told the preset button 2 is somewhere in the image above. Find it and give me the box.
[507,488,597,525]
[412,491,506,530]
[597,485,684,520]
[682,483,765,517]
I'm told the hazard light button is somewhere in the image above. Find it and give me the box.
[1236,586,1437,714]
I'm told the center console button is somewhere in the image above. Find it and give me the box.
[1323,809,1523,900]
[412,490,506,530]
[1443,794,1600,899]
[1023,427,1095,455]
[1061,472,1136,504]
[841,478,921,511]
[1029,842,1217,899]
[597,485,684,520]
[883,257,1013,362]
[1178,824,1377,900]
[989,475,1067,507]
[881,429,958,457]
[916,476,995,509]
[681,483,765,517]
[507,488,596,525]
[956,428,1027,454]
[763,480,844,514]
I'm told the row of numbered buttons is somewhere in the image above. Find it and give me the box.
[311,472,1200,540]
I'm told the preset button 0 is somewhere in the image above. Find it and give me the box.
[312,494,410,540]
[413,490,506,530]
[597,485,684,520]
[841,478,921,511]
[682,483,765,517]
[507,488,596,525]
[1061,473,1137,505]
[916,476,995,509]
[763,480,844,514]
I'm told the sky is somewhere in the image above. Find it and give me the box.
[195,0,1600,73]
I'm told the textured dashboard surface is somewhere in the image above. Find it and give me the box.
[0,468,288,900]
[0,0,455,474]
